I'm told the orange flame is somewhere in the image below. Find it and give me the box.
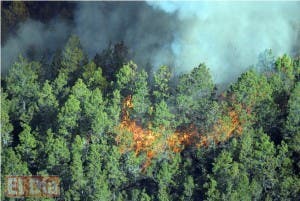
[115,95,244,172]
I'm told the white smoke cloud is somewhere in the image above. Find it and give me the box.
[148,1,300,83]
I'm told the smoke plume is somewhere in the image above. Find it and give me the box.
[149,1,300,83]
[2,2,300,83]
[1,18,71,74]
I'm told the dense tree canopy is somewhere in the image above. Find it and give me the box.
[1,35,300,200]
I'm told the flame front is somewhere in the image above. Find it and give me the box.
[115,95,244,171]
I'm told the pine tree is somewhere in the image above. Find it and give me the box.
[153,100,174,129]
[86,88,109,137]
[153,65,171,102]
[284,82,300,153]
[57,94,81,138]
[82,61,107,90]
[116,61,137,95]
[66,135,86,201]
[132,70,151,125]
[106,89,121,130]
[36,80,59,132]
[176,64,215,128]
[15,123,38,170]
[1,91,13,147]
[44,129,70,180]
[5,56,40,123]
[85,144,112,201]
[60,35,85,75]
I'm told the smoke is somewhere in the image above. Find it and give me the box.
[1,19,71,74]
[2,2,300,83]
[1,2,177,74]
[73,2,177,69]
[149,1,300,83]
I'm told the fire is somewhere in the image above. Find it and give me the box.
[115,95,244,172]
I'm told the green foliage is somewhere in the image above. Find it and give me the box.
[153,65,172,101]
[2,35,299,200]
[105,146,127,189]
[36,81,59,131]
[231,69,273,107]
[93,41,129,81]
[153,100,174,128]
[205,151,252,201]
[130,189,151,201]
[5,56,40,122]
[1,148,29,198]
[230,69,280,133]
[87,88,109,136]
[177,64,214,97]
[61,35,85,74]
[52,71,69,97]
[16,123,38,167]
[66,135,86,200]
[275,54,295,84]
[120,151,144,181]
[1,148,29,175]
[132,70,151,125]
[176,64,216,128]
[181,175,195,201]
[57,94,81,137]
[38,81,59,109]
[155,154,181,201]
[44,130,70,173]
[82,61,107,90]
[116,61,137,94]
[1,91,13,147]
[284,82,300,153]
[106,89,121,129]
[85,143,112,200]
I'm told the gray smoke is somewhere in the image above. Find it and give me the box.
[73,2,177,69]
[149,1,300,83]
[2,2,300,83]
[1,19,71,74]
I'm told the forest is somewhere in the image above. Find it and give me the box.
[1,34,300,200]
[1,2,300,201]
